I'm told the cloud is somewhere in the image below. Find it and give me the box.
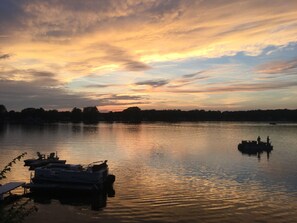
[84,84,117,88]
[0,68,95,110]
[0,68,60,86]
[0,0,297,110]
[178,71,210,83]
[0,78,149,111]
[123,61,151,72]
[166,70,210,88]
[133,70,210,90]
[100,44,151,71]
[182,71,207,79]
[65,44,151,74]
[0,79,98,110]
[0,0,27,36]
[2,0,297,57]
[135,79,169,87]
[256,58,297,75]
[98,94,149,107]
[0,66,150,110]
[101,94,145,101]
[0,54,10,59]
[166,80,297,94]
[1,0,296,77]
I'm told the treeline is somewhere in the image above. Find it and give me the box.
[0,105,297,124]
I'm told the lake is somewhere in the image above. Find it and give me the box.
[0,122,296,222]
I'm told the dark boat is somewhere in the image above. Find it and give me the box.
[238,136,273,154]
[24,152,66,169]
[24,160,115,192]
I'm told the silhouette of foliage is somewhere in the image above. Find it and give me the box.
[121,107,142,123]
[0,153,27,180]
[83,106,100,123]
[0,105,296,124]
[0,105,7,113]
[0,198,38,223]
[71,107,82,122]
[0,105,8,123]
[0,153,38,223]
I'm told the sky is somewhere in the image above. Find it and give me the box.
[0,0,297,112]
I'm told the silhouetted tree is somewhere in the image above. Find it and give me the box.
[122,106,142,122]
[71,107,82,122]
[0,104,7,113]
[83,106,99,123]
[0,104,8,123]
[1,105,297,123]
[21,108,45,124]
[45,109,59,122]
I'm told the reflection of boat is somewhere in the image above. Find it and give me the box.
[24,160,115,192]
[26,185,115,211]
[24,152,66,169]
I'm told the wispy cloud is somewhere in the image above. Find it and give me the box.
[172,70,210,86]
[0,68,61,86]
[182,71,207,79]
[0,54,10,59]
[134,70,210,90]
[134,79,169,87]
[65,44,151,74]
[84,84,118,88]
[166,81,297,94]
[101,44,151,71]
[256,58,297,75]
[97,94,150,108]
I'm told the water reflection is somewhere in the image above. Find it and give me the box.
[0,124,8,137]
[1,123,297,222]
[71,124,82,133]
[0,195,38,223]
[238,149,272,161]
[26,186,115,211]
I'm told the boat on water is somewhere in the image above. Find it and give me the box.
[238,136,273,154]
[24,160,115,192]
[24,152,66,169]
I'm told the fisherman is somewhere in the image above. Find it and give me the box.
[267,136,270,145]
[257,136,261,144]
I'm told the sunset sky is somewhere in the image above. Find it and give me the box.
[1,0,297,111]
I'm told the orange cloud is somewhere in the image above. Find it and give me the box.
[1,0,297,110]
[1,1,297,80]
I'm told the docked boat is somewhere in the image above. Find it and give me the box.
[24,152,66,169]
[238,136,273,154]
[24,160,115,192]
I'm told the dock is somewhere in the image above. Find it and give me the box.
[0,182,25,200]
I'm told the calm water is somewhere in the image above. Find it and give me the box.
[0,122,297,222]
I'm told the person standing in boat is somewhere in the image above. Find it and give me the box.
[257,136,261,144]
[267,136,270,145]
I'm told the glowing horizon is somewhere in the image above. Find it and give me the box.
[1,0,297,112]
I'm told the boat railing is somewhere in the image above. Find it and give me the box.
[87,160,107,168]
[86,160,108,172]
